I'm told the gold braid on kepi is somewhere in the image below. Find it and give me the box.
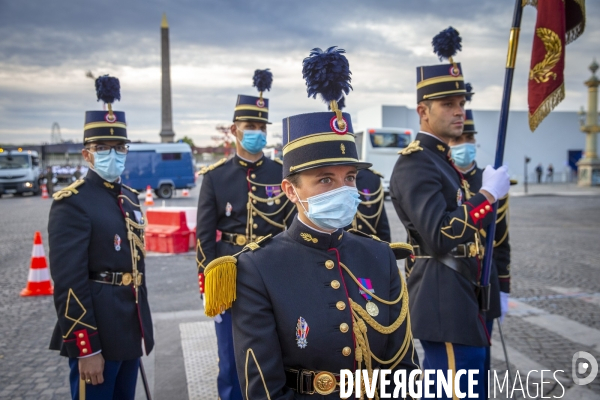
[204,256,238,317]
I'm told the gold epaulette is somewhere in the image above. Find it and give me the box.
[122,184,140,195]
[199,158,227,175]
[399,140,423,156]
[389,242,414,260]
[204,235,272,317]
[272,158,283,165]
[52,180,85,200]
[369,168,384,178]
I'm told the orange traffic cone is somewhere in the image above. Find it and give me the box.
[21,231,54,297]
[41,184,49,199]
[144,185,154,206]
[182,189,190,197]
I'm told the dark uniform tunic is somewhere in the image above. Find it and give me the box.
[196,154,296,271]
[349,168,391,242]
[232,217,419,399]
[390,132,496,347]
[48,169,153,360]
[463,163,511,320]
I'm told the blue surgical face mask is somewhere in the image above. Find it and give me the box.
[240,130,267,154]
[294,185,361,230]
[92,150,126,182]
[451,143,477,168]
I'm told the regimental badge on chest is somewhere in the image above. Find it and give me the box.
[456,188,463,207]
[225,202,232,217]
[114,234,121,251]
[296,317,309,349]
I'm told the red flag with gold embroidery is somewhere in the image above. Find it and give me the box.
[527,0,585,131]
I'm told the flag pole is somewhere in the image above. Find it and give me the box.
[481,0,525,289]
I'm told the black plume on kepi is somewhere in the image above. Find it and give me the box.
[233,69,273,124]
[416,26,468,103]
[281,46,370,178]
[83,75,128,143]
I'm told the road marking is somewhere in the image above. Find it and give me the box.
[509,299,600,352]
[180,321,218,400]
[547,286,600,307]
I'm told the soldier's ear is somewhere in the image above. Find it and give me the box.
[416,103,429,122]
[281,179,299,204]
[82,148,94,165]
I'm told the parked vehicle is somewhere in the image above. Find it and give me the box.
[122,143,196,199]
[354,128,413,195]
[0,148,41,196]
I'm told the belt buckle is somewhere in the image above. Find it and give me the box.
[313,371,337,395]
[121,273,133,286]
[468,243,478,258]
[235,235,247,246]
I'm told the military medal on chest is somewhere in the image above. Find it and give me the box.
[296,316,309,348]
[358,277,379,317]
[265,186,281,206]
[225,202,232,217]
[456,187,463,206]
[114,234,121,251]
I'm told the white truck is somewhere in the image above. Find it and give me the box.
[0,149,41,196]
[354,127,413,195]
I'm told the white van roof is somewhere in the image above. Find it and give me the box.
[128,143,192,153]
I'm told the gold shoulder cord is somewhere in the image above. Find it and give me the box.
[340,262,413,400]
[245,177,291,239]
[354,182,385,234]
[119,195,147,303]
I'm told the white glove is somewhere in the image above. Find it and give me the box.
[499,292,509,324]
[481,165,510,202]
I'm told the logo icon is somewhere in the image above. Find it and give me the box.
[572,351,598,385]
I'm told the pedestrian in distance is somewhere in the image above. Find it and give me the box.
[535,163,543,183]
[546,163,554,183]
[195,69,296,400]
[389,27,510,399]
[204,45,419,399]
[48,75,153,400]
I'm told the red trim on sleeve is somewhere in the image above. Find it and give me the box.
[73,329,93,357]
[468,199,491,224]
[198,273,205,294]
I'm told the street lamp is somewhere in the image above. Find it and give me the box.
[576,60,600,186]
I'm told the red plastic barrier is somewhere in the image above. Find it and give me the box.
[145,210,191,254]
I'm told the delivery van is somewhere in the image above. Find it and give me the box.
[0,148,41,196]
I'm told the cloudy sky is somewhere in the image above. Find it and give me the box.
[0,0,598,146]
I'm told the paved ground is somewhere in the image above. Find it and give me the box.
[0,182,599,399]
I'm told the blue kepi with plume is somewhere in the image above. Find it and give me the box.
[416,27,471,103]
[282,46,371,178]
[233,69,273,124]
[84,75,128,143]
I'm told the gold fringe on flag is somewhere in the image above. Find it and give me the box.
[528,83,565,132]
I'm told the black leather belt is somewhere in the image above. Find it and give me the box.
[89,271,143,286]
[413,243,478,258]
[285,368,340,396]
[220,232,249,246]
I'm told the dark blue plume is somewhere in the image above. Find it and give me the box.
[432,27,462,61]
[465,83,473,102]
[302,46,352,103]
[95,75,121,104]
[253,69,273,92]
[328,96,346,110]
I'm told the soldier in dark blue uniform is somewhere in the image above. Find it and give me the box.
[389,28,510,399]
[48,76,153,400]
[449,107,512,390]
[204,46,419,399]
[196,69,296,400]
[351,168,391,242]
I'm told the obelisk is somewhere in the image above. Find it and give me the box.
[159,13,175,143]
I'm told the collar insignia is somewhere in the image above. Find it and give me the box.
[300,232,318,243]
[437,144,446,152]
[104,182,114,189]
